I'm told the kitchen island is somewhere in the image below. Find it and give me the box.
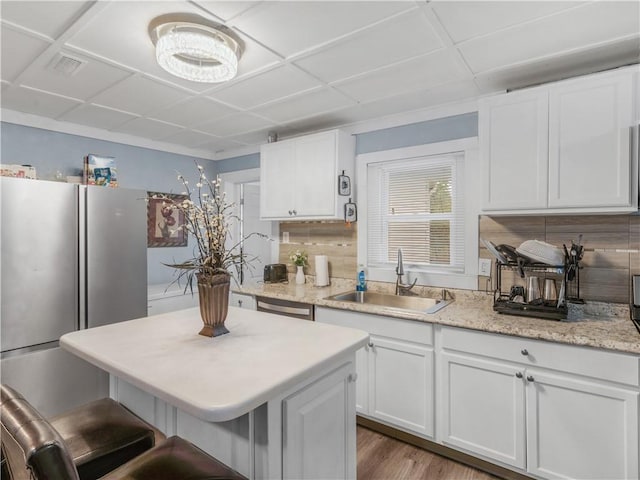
[60,307,369,480]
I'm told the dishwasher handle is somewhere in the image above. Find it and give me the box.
[256,296,314,321]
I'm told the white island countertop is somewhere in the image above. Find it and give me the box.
[60,307,368,422]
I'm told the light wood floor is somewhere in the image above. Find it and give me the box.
[357,426,500,480]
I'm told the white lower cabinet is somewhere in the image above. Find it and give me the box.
[315,307,435,439]
[440,352,526,468]
[440,326,639,480]
[282,362,356,480]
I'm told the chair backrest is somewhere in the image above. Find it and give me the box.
[1,384,80,480]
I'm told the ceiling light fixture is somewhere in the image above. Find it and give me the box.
[149,14,242,84]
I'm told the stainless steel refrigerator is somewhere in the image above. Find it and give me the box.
[0,177,147,416]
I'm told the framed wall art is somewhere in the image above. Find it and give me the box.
[147,192,188,247]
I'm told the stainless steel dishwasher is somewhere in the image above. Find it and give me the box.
[255,295,315,321]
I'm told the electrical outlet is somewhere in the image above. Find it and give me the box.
[282,232,289,243]
[478,258,492,276]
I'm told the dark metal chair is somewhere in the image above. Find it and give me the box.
[0,383,246,480]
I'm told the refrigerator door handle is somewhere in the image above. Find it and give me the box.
[78,186,87,330]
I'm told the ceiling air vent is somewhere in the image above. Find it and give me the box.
[48,53,87,77]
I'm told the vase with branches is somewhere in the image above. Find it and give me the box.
[154,164,265,336]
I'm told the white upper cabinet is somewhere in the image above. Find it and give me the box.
[548,73,634,208]
[480,66,637,214]
[480,89,549,210]
[260,129,355,220]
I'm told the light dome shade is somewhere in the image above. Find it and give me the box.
[150,16,241,84]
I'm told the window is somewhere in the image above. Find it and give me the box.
[367,153,465,273]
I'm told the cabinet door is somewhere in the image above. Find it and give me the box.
[228,292,256,310]
[480,90,549,210]
[355,345,369,414]
[440,352,526,469]
[369,335,434,438]
[526,370,639,480]
[294,131,338,218]
[282,363,356,480]
[260,141,296,219]
[548,73,634,208]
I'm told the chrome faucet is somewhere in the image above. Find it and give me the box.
[395,248,417,295]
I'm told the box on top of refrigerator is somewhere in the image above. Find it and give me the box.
[1,164,36,179]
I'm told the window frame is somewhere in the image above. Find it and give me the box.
[356,138,480,290]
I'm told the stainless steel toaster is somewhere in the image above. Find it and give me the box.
[264,264,288,283]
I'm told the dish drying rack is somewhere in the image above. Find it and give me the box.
[493,259,582,321]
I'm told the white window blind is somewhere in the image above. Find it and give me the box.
[367,153,465,272]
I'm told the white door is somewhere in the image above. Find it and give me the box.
[526,369,639,480]
[355,345,369,414]
[241,183,272,285]
[294,131,338,217]
[282,363,356,480]
[480,90,549,210]
[440,352,526,468]
[260,141,296,218]
[548,72,634,208]
[368,335,434,438]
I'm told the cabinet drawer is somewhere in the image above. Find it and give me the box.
[316,307,433,346]
[441,326,639,387]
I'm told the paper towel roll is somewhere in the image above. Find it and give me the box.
[315,255,330,286]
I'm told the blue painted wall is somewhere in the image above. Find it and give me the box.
[355,112,478,155]
[0,122,217,286]
[1,112,479,284]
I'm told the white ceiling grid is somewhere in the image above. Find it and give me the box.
[0,0,637,159]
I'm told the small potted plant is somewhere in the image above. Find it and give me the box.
[289,250,308,284]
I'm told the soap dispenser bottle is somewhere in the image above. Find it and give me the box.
[356,264,367,292]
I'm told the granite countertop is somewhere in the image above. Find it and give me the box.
[61,307,368,422]
[235,280,640,355]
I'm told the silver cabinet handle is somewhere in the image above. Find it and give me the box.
[515,372,523,378]
[368,342,374,348]
[238,300,243,307]
[521,349,529,356]
[526,375,535,382]
[292,209,297,215]
[288,210,293,215]
[348,373,358,383]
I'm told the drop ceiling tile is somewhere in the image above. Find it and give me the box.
[474,37,640,94]
[431,1,583,44]
[231,1,416,58]
[293,11,444,83]
[0,1,92,39]
[59,104,138,130]
[66,1,278,92]
[209,65,322,109]
[337,80,480,124]
[334,50,471,104]
[21,52,132,101]
[150,97,239,127]
[253,87,355,123]
[1,26,50,82]
[229,125,302,146]
[65,1,211,92]
[91,75,190,116]
[198,137,247,153]
[1,85,81,118]
[197,112,276,137]
[163,129,219,148]
[192,1,262,22]
[459,1,640,73]
[111,117,184,140]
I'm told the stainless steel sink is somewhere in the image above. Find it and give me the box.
[324,291,452,314]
